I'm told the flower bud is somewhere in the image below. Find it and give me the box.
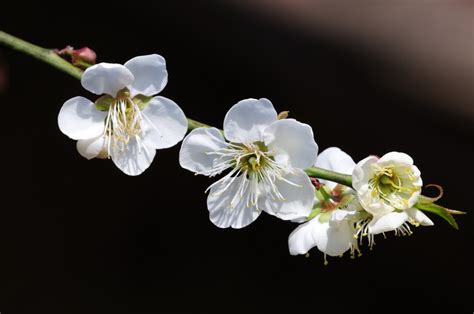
[71,47,97,66]
[54,46,97,69]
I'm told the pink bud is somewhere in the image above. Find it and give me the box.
[71,47,96,65]
[54,46,97,69]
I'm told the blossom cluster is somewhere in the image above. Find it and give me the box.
[58,54,461,263]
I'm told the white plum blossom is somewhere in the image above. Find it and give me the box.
[289,208,360,262]
[353,152,422,214]
[352,152,433,242]
[289,149,435,260]
[179,98,318,228]
[58,54,188,175]
[288,147,360,261]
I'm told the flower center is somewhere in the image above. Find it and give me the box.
[369,165,418,209]
[236,141,271,174]
[204,140,296,211]
[103,89,144,156]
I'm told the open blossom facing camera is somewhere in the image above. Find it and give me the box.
[58,54,188,175]
[352,152,433,236]
[179,98,318,228]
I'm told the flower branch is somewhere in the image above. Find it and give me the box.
[0,30,83,79]
[0,30,350,187]
[1,30,465,263]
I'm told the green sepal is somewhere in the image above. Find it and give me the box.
[414,202,459,230]
[314,189,325,203]
[307,204,321,221]
[133,94,153,110]
[95,95,114,111]
[318,211,332,224]
[315,186,332,203]
[418,193,443,205]
[337,194,355,209]
[418,195,436,205]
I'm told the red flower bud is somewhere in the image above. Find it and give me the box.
[54,46,97,69]
[71,47,96,65]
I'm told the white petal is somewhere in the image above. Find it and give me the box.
[58,96,106,140]
[263,119,318,169]
[357,184,395,216]
[124,54,168,97]
[289,215,354,257]
[76,135,105,160]
[179,127,228,174]
[110,140,156,176]
[407,188,422,209]
[141,96,188,149]
[313,218,354,257]
[223,98,277,143]
[330,209,351,223]
[288,218,321,255]
[411,165,421,178]
[315,147,356,189]
[316,147,356,174]
[290,216,308,223]
[379,151,414,165]
[81,63,134,97]
[368,212,409,234]
[405,208,434,226]
[352,155,378,191]
[207,176,261,228]
[259,169,314,221]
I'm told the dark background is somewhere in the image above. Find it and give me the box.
[1,2,473,313]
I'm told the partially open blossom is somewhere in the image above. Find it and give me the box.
[289,208,359,262]
[58,54,188,176]
[179,98,318,228]
[353,152,422,215]
[352,152,433,241]
[71,47,97,65]
[289,147,359,260]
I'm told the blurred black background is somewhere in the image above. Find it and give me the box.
[1,2,473,313]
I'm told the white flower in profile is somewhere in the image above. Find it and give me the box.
[352,152,433,240]
[288,147,360,261]
[58,54,188,175]
[179,98,318,228]
[289,208,360,263]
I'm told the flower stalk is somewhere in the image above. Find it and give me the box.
[304,167,353,188]
[0,30,83,80]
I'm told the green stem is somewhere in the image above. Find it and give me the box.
[305,167,353,188]
[0,30,83,80]
[187,118,210,130]
[0,30,354,187]
[0,31,210,132]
